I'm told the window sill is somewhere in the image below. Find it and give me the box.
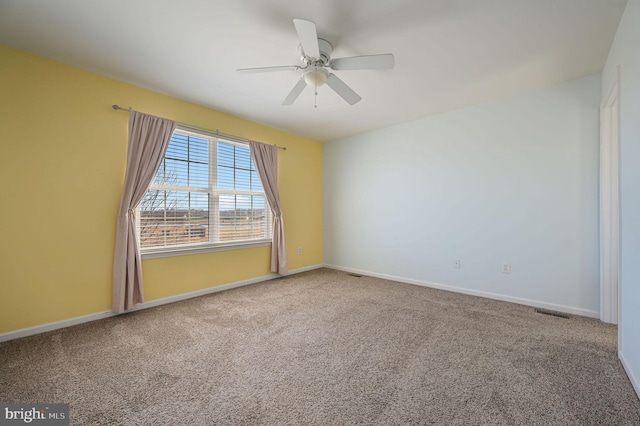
[141,239,271,260]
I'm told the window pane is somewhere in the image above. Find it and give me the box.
[153,132,210,189]
[236,194,251,210]
[152,160,166,185]
[139,189,164,247]
[218,142,234,167]
[251,195,268,239]
[189,136,208,162]
[235,168,251,191]
[139,190,209,248]
[166,133,188,161]
[219,193,235,212]
[253,195,266,211]
[165,158,188,187]
[234,195,251,240]
[189,136,209,189]
[219,193,234,241]
[218,166,234,190]
[251,170,263,192]
[189,161,208,188]
[185,192,209,244]
[235,146,251,170]
[216,194,269,241]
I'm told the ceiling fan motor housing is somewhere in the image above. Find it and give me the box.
[299,38,333,66]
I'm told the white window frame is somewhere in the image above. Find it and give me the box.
[137,127,272,259]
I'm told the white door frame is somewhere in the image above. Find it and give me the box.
[600,66,621,325]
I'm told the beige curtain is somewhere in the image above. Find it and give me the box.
[249,141,288,275]
[113,111,176,314]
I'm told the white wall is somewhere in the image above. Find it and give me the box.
[324,74,601,317]
[602,0,640,397]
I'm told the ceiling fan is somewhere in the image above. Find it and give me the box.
[237,19,395,106]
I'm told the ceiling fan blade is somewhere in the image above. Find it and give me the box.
[282,78,307,105]
[293,19,320,59]
[326,74,361,105]
[237,65,300,74]
[329,54,395,70]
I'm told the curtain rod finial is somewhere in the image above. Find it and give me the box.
[112,104,132,112]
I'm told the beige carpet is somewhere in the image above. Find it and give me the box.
[1,268,639,425]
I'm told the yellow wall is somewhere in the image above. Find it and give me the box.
[0,45,323,334]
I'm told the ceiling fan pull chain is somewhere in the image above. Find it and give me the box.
[314,64,318,108]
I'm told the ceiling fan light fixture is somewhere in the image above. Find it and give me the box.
[303,67,329,87]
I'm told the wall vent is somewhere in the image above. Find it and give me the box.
[535,308,570,319]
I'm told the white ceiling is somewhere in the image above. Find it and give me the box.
[0,0,627,142]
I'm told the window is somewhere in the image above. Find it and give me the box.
[137,128,272,257]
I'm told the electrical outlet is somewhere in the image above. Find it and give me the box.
[453,258,461,269]
[501,262,511,274]
[297,246,302,255]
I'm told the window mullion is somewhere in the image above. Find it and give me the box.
[218,190,263,197]
[163,190,168,247]
[210,137,219,243]
[149,184,208,193]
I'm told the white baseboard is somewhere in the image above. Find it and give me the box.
[0,264,323,343]
[323,264,600,319]
[619,351,640,400]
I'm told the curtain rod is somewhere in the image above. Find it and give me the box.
[111,105,286,150]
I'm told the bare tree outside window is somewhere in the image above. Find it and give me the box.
[139,170,210,247]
